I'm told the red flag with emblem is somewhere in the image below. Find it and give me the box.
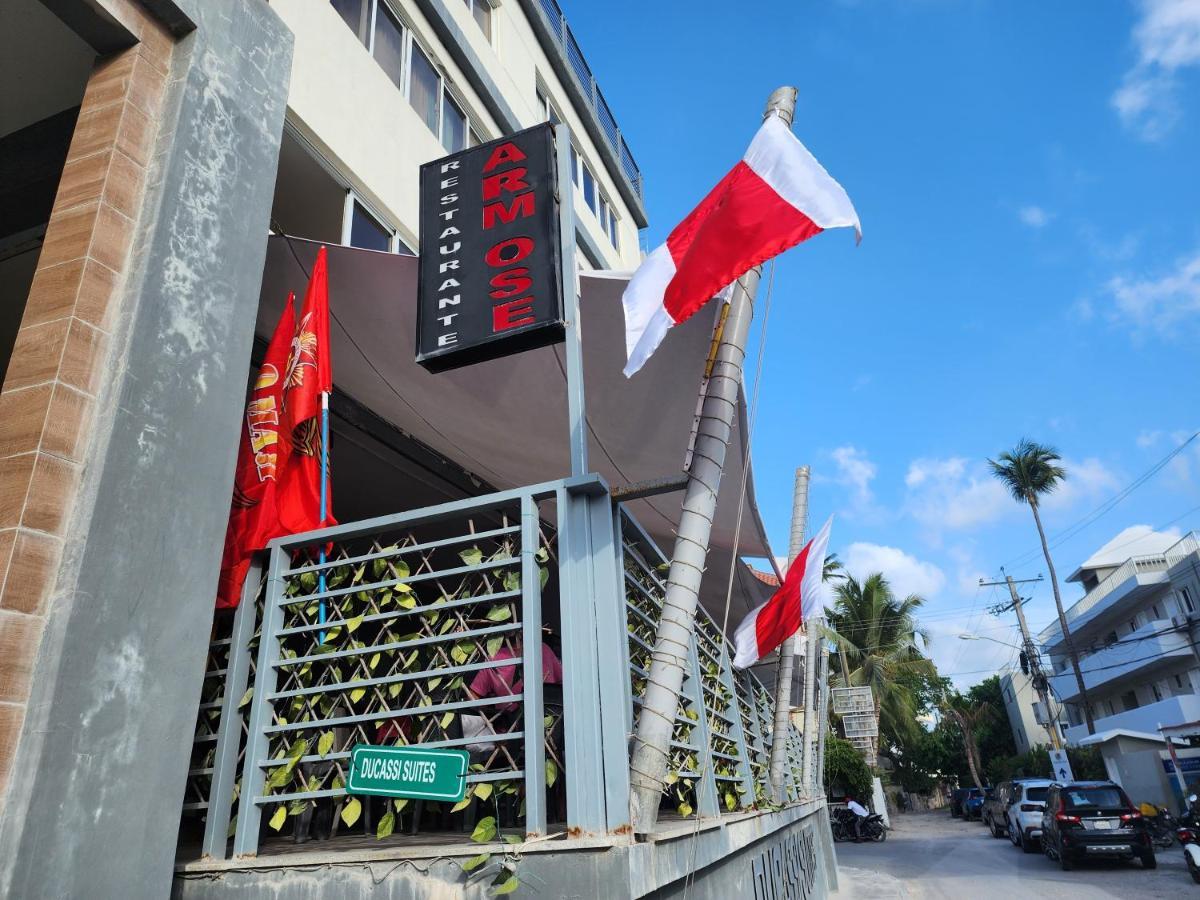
[275,246,335,536]
[215,301,296,608]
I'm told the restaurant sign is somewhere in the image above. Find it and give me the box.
[416,123,564,372]
[346,744,469,802]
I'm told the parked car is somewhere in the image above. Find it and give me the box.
[983,781,1023,837]
[1040,781,1155,871]
[963,787,989,821]
[950,788,970,818]
[1004,779,1053,851]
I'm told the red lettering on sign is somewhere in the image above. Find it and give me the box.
[482,193,535,230]
[485,237,534,267]
[482,168,529,201]
[482,142,527,172]
[493,297,536,332]
[489,266,532,299]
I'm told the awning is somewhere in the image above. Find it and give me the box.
[258,236,776,625]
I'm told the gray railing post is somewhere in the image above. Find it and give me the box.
[614,511,636,738]
[590,496,631,833]
[520,494,547,837]
[685,637,720,818]
[556,478,608,834]
[717,648,756,804]
[233,544,288,857]
[201,555,262,858]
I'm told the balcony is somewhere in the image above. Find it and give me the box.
[1048,619,1195,703]
[1065,693,1200,745]
[1039,532,1200,650]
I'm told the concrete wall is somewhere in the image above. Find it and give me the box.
[0,1,293,897]
[1101,736,1176,809]
[174,804,837,900]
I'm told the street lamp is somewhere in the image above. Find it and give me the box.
[957,633,1022,650]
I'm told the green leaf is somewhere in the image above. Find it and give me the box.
[470,815,498,843]
[238,688,254,709]
[539,566,550,590]
[485,605,511,622]
[317,730,335,757]
[369,653,381,671]
[388,682,403,699]
[545,759,558,788]
[665,771,679,786]
[486,637,504,657]
[534,546,549,563]
[346,614,364,634]
[451,796,473,812]
[492,874,520,895]
[502,570,520,593]
[459,547,484,567]
[450,642,471,665]
[397,594,417,609]
[376,810,395,839]
[427,676,443,691]
[393,798,409,812]
[724,791,736,811]
[350,687,367,703]
[440,711,455,730]
[462,852,490,873]
[474,782,493,801]
[268,805,288,831]
[678,801,694,817]
[341,796,362,828]
[287,799,308,815]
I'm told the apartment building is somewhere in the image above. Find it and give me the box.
[1040,528,1200,746]
[270,0,646,272]
[1000,670,1066,754]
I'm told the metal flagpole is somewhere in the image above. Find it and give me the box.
[317,391,330,643]
[769,465,809,802]
[628,86,799,833]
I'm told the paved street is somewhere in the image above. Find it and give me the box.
[836,810,1194,899]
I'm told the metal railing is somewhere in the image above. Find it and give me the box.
[531,0,645,202]
[190,478,821,859]
[1041,531,1199,644]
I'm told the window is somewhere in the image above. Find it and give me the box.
[441,94,467,153]
[332,0,370,41]
[468,127,481,148]
[581,163,596,213]
[1182,587,1196,614]
[1104,631,1118,647]
[608,205,620,249]
[1153,604,1161,620]
[1152,682,1163,703]
[349,201,391,252]
[372,3,405,88]
[462,0,492,41]
[1121,690,1139,711]
[408,41,440,134]
[536,87,561,125]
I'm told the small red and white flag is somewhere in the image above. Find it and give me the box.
[622,116,860,376]
[733,516,833,669]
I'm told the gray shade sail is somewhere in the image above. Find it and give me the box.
[257,236,775,624]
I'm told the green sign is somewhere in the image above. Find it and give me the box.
[346,744,469,801]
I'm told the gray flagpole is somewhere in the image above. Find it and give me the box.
[628,86,799,833]
[769,465,809,801]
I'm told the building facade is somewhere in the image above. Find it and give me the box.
[0,3,835,898]
[1040,528,1200,746]
[999,670,1065,755]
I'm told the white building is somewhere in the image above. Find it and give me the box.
[269,0,647,270]
[1000,670,1066,754]
[1039,527,1200,746]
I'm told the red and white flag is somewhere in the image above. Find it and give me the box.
[733,516,833,669]
[622,116,860,376]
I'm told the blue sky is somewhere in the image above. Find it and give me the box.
[567,0,1200,686]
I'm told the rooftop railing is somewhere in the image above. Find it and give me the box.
[183,476,817,861]
[529,0,646,210]
[1039,531,1199,646]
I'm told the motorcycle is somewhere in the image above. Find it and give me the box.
[1179,794,1200,884]
[830,807,887,843]
[1148,805,1179,849]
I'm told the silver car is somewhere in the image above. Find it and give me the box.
[1006,779,1054,852]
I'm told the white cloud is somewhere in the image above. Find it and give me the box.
[1137,429,1163,448]
[842,542,946,600]
[828,445,886,521]
[904,457,1013,532]
[1112,0,1200,140]
[1018,205,1053,228]
[1041,457,1123,511]
[1105,249,1200,335]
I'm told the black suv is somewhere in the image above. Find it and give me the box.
[1040,781,1155,871]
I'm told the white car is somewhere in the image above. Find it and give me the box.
[1006,779,1054,852]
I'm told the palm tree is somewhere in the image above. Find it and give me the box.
[941,694,991,790]
[989,439,1095,735]
[822,553,846,583]
[824,573,937,749]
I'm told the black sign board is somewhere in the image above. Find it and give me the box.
[415,123,564,372]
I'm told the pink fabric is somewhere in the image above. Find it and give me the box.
[469,643,562,707]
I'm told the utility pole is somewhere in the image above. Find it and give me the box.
[981,571,1064,751]
[628,86,798,834]
[769,466,809,802]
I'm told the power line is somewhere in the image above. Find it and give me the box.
[1002,431,1200,571]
